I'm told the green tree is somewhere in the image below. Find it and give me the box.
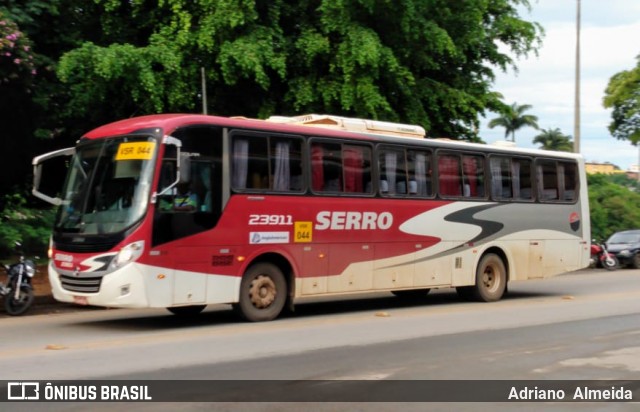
[532,127,573,151]
[487,102,539,142]
[587,173,640,241]
[0,193,54,256]
[0,1,104,199]
[603,55,640,145]
[607,172,640,192]
[55,0,543,140]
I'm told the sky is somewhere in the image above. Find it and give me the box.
[478,0,640,171]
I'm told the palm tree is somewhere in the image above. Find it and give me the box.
[488,102,539,142]
[533,128,573,152]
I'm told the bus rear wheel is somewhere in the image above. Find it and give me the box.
[457,253,507,302]
[234,263,287,322]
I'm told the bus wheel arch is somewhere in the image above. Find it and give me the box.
[457,248,509,302]
[234,253,294,322]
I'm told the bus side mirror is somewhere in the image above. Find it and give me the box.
[152,135,182,203]
[32,147,75,206]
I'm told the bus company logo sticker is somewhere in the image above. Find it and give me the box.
[569,212,580,232]
[80,253,117,272]
[54,252,116,272]
[250,232,290,244]
[315,211,393,231]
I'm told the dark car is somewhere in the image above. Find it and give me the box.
[606,230,640,268]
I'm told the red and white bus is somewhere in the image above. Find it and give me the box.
[33,114,590,321]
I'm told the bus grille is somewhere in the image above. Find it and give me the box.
[59,274,103,293]
[55,241,117,253]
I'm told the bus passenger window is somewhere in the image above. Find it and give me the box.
[311,142,342,192]
[438,154,462,197]
[288,140,304,191]
[537,160,559,201]
[513,158,533,200]
[270,138,303,192]
[232,134,303,192]
[231,136,269,190]
[323,144,342,192]
[490,156,512,200]
[378,147,405,196]
[343,145,371,194]
[311,144,325,191]
[408,149,432,197]
[312,142,371,194]
[561,161,578,201]
[462,155,485,198]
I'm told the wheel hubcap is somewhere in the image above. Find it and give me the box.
[249,275,276,309]
[483,267,498,291]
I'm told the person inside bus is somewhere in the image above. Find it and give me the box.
[160,182,198,212]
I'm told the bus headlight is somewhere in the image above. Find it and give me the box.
[112,241,145,269]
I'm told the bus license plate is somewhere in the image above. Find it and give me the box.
[73,296,88,305]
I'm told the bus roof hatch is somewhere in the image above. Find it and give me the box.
[266,114,426,139]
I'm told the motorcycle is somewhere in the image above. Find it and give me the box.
[590,240,618,271]
[1,243,37,315]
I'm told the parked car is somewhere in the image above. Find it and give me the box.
[606,230,640,269]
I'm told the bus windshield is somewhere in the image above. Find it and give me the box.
[55,136,157,235]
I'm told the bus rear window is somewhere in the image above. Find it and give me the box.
[536,159,578,203]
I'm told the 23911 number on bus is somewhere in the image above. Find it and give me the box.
[248,214,293,226]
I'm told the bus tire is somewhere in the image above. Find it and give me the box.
[167,305,206,316]
[470,253,507,302]
[235,263,287,322]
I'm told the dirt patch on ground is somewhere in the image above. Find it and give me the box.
[32,265,52,297]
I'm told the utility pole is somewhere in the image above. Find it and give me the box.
[573,0,581,153]
[201,67,208,115]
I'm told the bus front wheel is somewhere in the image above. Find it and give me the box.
[457,253,507,302]
[234,263,287,322]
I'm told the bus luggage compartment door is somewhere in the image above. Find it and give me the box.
[172,246,208,304]
[528,240,544,278]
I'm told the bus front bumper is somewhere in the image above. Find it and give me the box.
[48,261,152,308]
